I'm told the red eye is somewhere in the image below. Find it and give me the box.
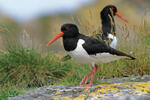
[110,8,114,11]
[65,26,70,30]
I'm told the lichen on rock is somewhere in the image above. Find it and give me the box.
[9,75,150,100]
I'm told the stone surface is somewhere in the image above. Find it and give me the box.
[9,75,150,100]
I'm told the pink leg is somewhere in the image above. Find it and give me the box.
[84,64,99,84]
[80,64,99,87]
[82,67,96,87]
[84,72,92,84]
[80,73,91,86]
[95,64,99,72]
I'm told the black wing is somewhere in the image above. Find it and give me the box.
[81,35,135,60]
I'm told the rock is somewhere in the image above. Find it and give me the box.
[9,75,150,100]
[99,75,150,84]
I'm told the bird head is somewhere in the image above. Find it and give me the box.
[101,5,128,23]
[46,24,79,46]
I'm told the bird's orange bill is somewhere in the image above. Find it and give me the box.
[46,32,64,47]
[115,12,128,23]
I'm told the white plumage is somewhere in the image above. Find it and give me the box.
[67,39,93,65]
[108,33,117,49]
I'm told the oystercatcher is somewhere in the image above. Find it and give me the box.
[47,24,135,87]
[100,5,128,48]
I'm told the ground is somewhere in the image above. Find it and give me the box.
[9,75,150,100]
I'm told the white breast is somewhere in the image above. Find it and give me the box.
[108,34,117,49]
[67,39,95,65]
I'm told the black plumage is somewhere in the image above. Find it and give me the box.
[101,5,117,39]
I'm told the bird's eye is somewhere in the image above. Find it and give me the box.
[110,8,114,11]
[65,26,70,30]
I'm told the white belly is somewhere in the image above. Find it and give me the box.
[67,39,95,65]
[108,34,117,49]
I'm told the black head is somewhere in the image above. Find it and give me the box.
[101,5,128,24]
[47,24,79,46]
[101,5,118,16]
[61,24,79,38]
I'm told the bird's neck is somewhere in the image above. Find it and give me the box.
[62,34,80,51]
[101,13,116,36]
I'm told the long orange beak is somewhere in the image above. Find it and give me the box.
[115,12,128,23]
[46,32,64,47]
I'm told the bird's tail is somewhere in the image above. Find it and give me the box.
[125,55,135,60]
[110,48,136,60]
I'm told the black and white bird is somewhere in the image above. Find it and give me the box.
[47,24,135,87]
[100,5,128,48]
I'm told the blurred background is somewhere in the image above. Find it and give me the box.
[0,0,150,54]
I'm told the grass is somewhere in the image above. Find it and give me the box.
[0,46,66,87]
[0,44,71,99]
[0,86,25,100]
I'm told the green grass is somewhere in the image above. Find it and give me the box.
[0,86,25,100]
[0,45,71,99]
[0,45,73,87]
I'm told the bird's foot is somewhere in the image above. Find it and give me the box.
[81,83,93,87]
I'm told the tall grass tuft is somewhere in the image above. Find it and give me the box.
[0,43,72,88]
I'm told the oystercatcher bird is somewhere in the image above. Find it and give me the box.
[47,24,135,87]
[100,5,128,48]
